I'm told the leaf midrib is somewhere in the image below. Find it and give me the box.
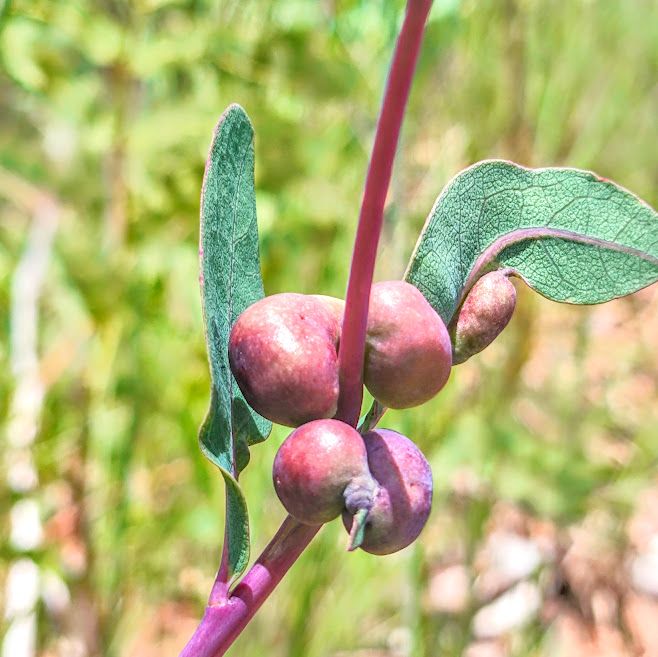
[226,127,252,478]
[457,226,658,315]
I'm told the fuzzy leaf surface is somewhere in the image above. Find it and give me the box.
[406,160,658,324]
[199,104,271,581]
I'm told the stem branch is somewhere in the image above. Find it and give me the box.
[180,517,320,657]
[336,0,433,427]
[208,522,231,605]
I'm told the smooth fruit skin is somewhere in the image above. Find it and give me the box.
[364,281,452,409]
[312,294,346,327]
[229,293,341,427]
[342,429,433,555]
[273,419,375,524]
[452,271,516,365]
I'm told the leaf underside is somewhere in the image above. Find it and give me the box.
[199,104,272,581]
[405,160,658,325]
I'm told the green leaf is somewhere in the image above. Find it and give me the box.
[199,104,272,581]
[406,160,658,324]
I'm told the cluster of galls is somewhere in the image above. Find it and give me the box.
[229,281,452,427]
[228,275,515,554]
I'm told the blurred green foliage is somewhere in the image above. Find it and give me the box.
[1,0,657,656]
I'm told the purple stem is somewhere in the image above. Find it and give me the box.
[179,2,433,654]
[208,523,231,604]
[180,516,320,657]
[336,0,433,427]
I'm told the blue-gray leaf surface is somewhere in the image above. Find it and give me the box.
[199,104,271,581]
[406,160,658,325]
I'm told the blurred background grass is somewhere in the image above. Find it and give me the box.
[1,0,657,656]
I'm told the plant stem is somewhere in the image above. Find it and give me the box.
[336,0,433,427]
[208,523,231,605]
[358,399,388,434]
[180,516,321,657]
[180,2,433,654]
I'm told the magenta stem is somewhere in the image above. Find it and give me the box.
[336,0,434,427]
[208,522,231,605]
[180,516,321,657]
[180,2,433,654]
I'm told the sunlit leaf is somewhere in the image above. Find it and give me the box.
[406,160,658,324]
[199,104,271,581]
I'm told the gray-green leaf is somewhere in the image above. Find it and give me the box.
[405,160,658,325]
[199,104,272,581]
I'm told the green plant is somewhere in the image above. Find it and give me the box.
[180,1,658,655]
